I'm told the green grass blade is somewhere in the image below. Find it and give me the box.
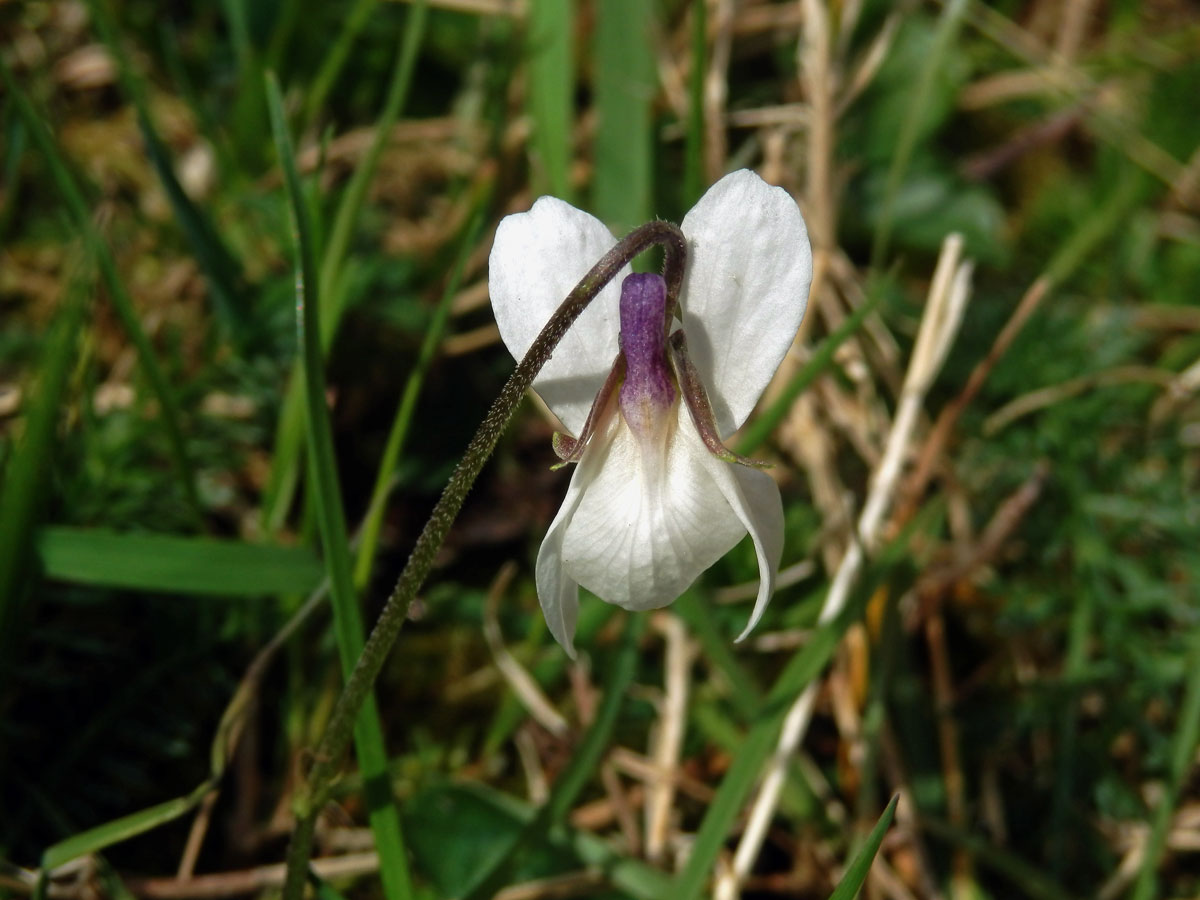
[0,59,202,523]
[735,288,882,455]
[921,815,1075,900]
[593,0,655,230]
[85,0,249,335]
[36,527,324,596]
[1044,166,1147,289]
[1,114,27,238]
[319,1,427,318]
[266,73,413,900]
[827,795,899,900]
[1048,532,1100,872]
[264,0,302,72]
[0,257,90,683]
[263,1,429,532]
[354,206,484,590]
[869,0,968,268]
[1131,621,1200,900]
[154,19,240,183]
[41,783,212,871]
[301,0,378,131]
[219,0,267,166]
[674,590,761,710]
[526,0,573,200]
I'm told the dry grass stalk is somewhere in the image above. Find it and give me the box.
[493,870,608,900]
[836,13,900,116]
[609,746,716,806]
[1053,0,1097,62]
[645,613,695,863]
[778,391,852,574]
[176,789,220,879]
[800,0,836,256]
[126,852,380,898]
[483,562,570,737]
[515,725,550,804]
[985,365,1175,434]
[443,322,502,356]
[898,276,1050,526]
[913,462,1049,623]
[396,0,525,17]
[924,610,975,898]
[704,0,736,183]
[601,761,643,855]
[961,2,1184,187]
[714,558,816,604]
[568,779,646,831]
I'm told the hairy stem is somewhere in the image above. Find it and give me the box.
[281,219,686,899]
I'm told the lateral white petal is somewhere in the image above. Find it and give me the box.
[727,466,786,641]
[489,197,629,435]
[675,415,784,640]
[560,403,748,611]
[680,169,813,436]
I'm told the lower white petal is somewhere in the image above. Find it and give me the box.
[559,403,782,630]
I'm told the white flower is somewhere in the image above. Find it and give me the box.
[489,170,812,655]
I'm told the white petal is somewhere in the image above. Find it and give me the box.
[489,197,630,435]
[679,169,813,436]
[724,465,786,641]
[560,402,762,614]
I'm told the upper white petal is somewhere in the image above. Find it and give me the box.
[559,401,778,621]
[489,197,630,435]
[679,169,813,436]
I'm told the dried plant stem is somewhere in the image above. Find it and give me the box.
[704,0,735,182]
[1053,0,1095,62]
[719,235,973,897]
[795,0,837,349]
[898,276,1048,523]
[131,853,381,898]
[281,220,688,900]
[645,613,694,863]
[925,611,975,898]
[800,0,836,255]
[176,789,219,879]
[985,365,1174,434]
[483,563,569,737]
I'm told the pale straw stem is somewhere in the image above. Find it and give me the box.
[483,562,569,737]
[646,613,695,863]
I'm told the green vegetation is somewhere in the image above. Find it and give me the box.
[1,1,1197,898]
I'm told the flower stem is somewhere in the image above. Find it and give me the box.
[280,219,686,899]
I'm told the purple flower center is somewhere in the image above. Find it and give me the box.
[618,273,675,440]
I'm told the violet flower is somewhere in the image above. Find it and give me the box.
[490,170,812,654]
